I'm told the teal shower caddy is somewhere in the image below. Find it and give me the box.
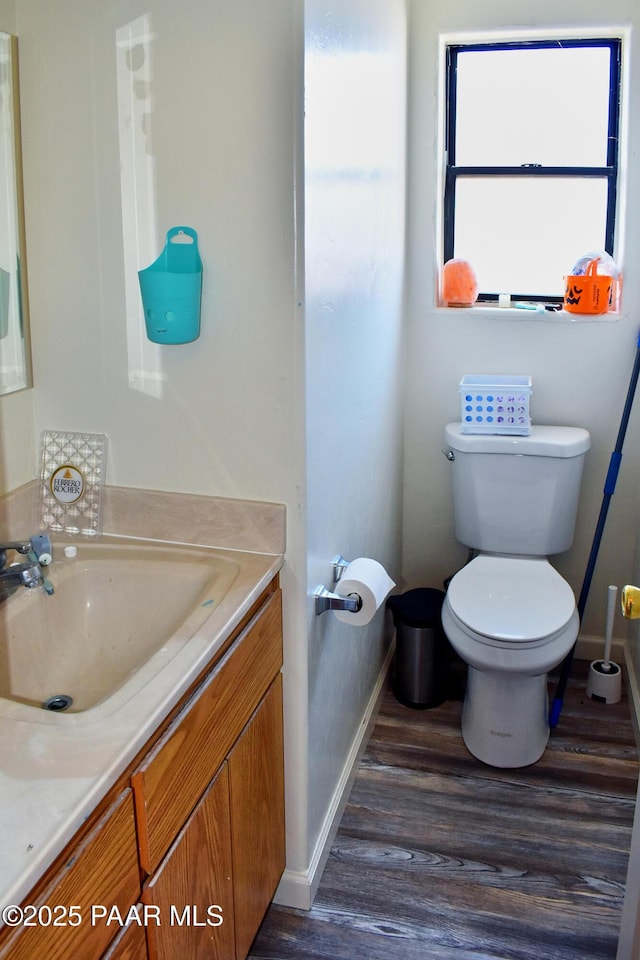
[138,226,202,344]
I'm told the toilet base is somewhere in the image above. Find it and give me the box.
[461,667,549,768]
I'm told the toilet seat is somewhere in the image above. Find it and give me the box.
[447,555,575,643]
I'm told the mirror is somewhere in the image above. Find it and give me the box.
[0,32,31,395]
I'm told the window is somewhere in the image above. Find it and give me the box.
[443,38,622,303]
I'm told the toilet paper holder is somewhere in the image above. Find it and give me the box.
[314,586,362,616]
[314,555,362,616]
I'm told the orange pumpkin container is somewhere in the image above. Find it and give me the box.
[564,258,612,315]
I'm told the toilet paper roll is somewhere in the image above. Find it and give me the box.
[333,558,395,625]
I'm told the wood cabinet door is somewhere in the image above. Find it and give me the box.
[142,765,235,960]
[0,790,140,960]
[229,674,285,960]
[101,918,147,959]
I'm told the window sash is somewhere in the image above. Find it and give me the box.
[443,38,621,301]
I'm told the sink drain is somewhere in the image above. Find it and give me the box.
[42,694,74,712]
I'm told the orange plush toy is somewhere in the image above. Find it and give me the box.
[442,258,478,307]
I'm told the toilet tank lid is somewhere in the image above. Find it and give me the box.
[445,423,591,457]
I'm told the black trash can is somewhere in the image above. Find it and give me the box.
[387,588,450,709]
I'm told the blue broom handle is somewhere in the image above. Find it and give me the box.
[550,333,640,727]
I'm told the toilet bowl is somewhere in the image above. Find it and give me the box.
[442,554,579,767]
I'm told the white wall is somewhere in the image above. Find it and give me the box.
[19,0,301,505]
[302,0,407,897]
[405,0,640,645]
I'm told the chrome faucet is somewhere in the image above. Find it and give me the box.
[0,536,53,602]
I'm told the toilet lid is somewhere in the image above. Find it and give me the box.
[447,556,576,642]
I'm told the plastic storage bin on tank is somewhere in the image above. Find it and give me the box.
[459,375,532,435]
[387,588,450,709]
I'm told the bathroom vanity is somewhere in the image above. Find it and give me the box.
[0,485,286,960]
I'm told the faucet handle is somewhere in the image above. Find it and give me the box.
[0,543,28,571]
[0,540,32,555]
[0,535,52,569]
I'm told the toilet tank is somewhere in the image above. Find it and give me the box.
[444,423,591,555]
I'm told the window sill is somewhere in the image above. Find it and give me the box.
[435,304,622,323]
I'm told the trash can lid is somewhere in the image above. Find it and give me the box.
[386,588,446,628]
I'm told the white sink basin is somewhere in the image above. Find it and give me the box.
[0,540,240,716]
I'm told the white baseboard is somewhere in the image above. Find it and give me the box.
[575,633,626,664]
[272,866,315,911]
[274,644,394,911]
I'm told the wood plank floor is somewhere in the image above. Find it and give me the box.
[249,661,639,960]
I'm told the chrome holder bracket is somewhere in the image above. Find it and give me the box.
[332,555,350,583]
[314,586,362,616]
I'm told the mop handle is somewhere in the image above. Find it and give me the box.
[603,584,618,670]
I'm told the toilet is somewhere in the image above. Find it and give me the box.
[441,422,591,768]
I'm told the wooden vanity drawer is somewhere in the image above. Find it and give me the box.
[0,790,140,960]
[132,588,283,874]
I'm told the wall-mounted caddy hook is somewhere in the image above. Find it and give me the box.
[314,586,362,616]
